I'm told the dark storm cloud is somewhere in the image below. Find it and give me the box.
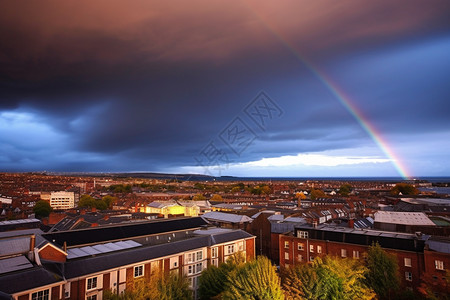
[1,0,450,173]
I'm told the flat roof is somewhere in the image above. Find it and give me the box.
[374,211,436,226]
[43,217,208,247]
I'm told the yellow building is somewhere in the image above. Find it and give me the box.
[141,201,199,218]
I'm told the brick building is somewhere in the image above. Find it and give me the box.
[0,217,255,299]
[279,224,450,293]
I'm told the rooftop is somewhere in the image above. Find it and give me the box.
[374,211,436,226]
[43,217,208,247]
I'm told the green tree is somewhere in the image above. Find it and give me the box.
[79,194,108,210]
[283,263,320,300]
[282,257,374,300]
[102,195,118,209]
[198,252,246,300]
[310,189,326,200]
[339,184,352,196]
[365,243,400,300]
[198,265,229,299]
[223,256,284,300]
[155,271,191,300]
[78,194,97,208]
[390,183,418,196]
[104,271,191,300]
[33,200,53,218]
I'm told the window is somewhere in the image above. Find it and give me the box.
[64,282,70,298]
[134,265,144,278]
[317,246,322,254]
[285,252,289,260]
[196,262,203,273]
[435,260,444,270]
[310,245,314,253]
[298,243,304,251]
[340,249,347,258]
[227,245,235,255]
[212,247,218,258]
[188,265,194,275]
[310,256,314,261]
[87,296,97,300]
[353,251,359,259]
[238,242,244,251]
[298,231,308,239]
[404,258,412,267]
[187,253,193,263]
[298,254,303,262]
[284,241,289,249]
[87,277,97,290]
[196,251,203,261]
[405,271,412,281]
[212,258,219,267]
[32,289,49,300]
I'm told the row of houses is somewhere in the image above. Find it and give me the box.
[0,217,255,300]
[279,223,450,293]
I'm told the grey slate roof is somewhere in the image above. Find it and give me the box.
[64,229,253,279]
[0,267,62,294]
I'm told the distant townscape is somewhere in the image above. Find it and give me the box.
[0,173,449,299]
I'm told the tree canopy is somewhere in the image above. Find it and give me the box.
[33,200,52,218]
[223,256,284,300]
[365,243,400,300]
[78,194,109,210]
[310,189,326,200]
[104,270,191,300]
[282,256,374,300]
[390,183,418,196]
[338,184,352,196]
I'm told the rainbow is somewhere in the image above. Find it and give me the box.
[243,3,411,179]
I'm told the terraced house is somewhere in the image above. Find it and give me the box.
[0,217,255,299]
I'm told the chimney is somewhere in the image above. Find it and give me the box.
[348,219,354,228]
[63,241,67,252]
[312,221,318,228]
[29,234,36,251]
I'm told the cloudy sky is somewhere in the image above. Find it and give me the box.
[1,0,449,178]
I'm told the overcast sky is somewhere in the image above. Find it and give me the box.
[1,0,449,177]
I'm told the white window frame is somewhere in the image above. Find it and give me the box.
[435,260,444,270]
[196,251,202,261]
[285,252,289,260]
[298,231,308,239]
[134,265,144,278]
[197,262,203,273]
[31,289,50,300]
[284,241,289,249]
[341,249,347,258]
[309,245,314,253]
[87,295,97,300]
[298,254,303,262]
[404,258,412,267]
[87,276,98,291]
[405,271,412,281]
[298,243,304,251]
[211,247,218,258]
[317,245,322,254]
[227,244,235,255]
[353,250,359,259]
